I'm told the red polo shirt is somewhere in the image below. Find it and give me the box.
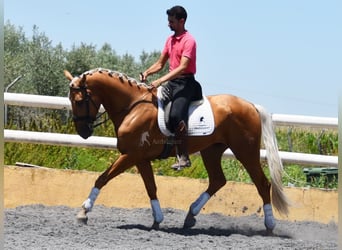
[162,31,196,75]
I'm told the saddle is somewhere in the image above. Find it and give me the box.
[157,86,214,137]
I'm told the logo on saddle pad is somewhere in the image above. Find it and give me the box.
[157,87,215,136]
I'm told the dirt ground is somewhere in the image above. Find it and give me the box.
[4,166,339,249]
[4,205,338,250]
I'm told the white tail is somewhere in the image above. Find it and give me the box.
[255,104,290,216]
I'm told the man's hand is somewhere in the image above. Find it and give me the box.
[151,79,162,89]
[147,84,156,90]
[139,72,147,83]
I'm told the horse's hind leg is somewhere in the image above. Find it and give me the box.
[233,147,275,233]
[184,144,227,228]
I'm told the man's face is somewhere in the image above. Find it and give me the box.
[168,16,183,32]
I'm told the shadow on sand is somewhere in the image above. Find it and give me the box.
[117,223,292,239]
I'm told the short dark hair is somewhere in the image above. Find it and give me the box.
[166,6,187,21]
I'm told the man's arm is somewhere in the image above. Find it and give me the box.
[141,53,168,82]
[151,56,190,88]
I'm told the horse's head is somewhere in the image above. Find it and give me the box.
[64,70,101,139]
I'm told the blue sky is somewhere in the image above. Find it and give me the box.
[4,0,341,117]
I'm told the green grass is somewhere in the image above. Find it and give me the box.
[5,142,338,189]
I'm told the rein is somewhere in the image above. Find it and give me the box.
[92,111,109,129]
[123,90,154,113]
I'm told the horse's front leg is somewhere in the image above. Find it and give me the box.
[136,161,164,229]
[77,154,134,224]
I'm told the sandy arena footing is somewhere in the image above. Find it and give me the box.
[4,165,337,224]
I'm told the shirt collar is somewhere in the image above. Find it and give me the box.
[173,30,187,40]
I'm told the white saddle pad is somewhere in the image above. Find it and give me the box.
[157,87,215,136]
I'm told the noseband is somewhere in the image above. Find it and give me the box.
[69,85,108,128]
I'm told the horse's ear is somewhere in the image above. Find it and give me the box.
[80,74,87,86]
[64,70,73,81]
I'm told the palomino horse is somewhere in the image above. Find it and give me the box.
[64,68,290,233]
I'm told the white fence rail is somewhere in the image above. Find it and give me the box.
[4,93,338,167]
[4,92,106,112]
[4,93,338,129]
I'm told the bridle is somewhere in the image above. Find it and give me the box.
[69,85,108,129]
[69,74,154,129]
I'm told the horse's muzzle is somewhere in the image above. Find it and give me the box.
[76,123,94,139]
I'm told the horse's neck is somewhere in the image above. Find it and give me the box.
[93,76,148,125]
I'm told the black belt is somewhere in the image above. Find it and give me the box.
[177,74,194,79]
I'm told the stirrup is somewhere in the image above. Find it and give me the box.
[171,157,191,171]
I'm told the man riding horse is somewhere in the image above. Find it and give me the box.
[140,6,203,170]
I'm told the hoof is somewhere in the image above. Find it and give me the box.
[265,228,274,236]
[151,221,160,230]
[183,211,196,229]
[76,209,88,225]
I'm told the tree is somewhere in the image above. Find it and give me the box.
[65,43,97,76]
[94,43,120,70]
[4,23,67,96]
[4,23,68,127]
[118,53,138,77]
[4,21,28,91]
[4,22,166,130]
[26,25,67,96]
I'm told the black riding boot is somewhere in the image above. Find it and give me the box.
[171,120,191,170]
